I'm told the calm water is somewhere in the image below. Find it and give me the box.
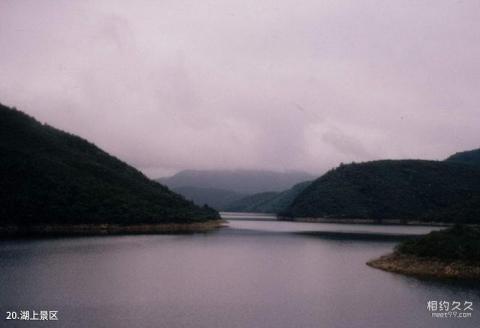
[0,215,478,328]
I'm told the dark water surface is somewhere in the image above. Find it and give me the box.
[1,215,478,328]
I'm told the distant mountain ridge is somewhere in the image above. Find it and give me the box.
[225,181,311,213]
[0,103,218,226]
[157,169,315,210]
[224,192,279,213]
[157,169,315,194]
[169,186,247,210]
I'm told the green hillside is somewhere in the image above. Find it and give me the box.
[225,181,311,213]
[0,104,219,226]
[283,160,480,223]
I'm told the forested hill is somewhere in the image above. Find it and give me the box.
[225,181,311,213]
[0,104,219,225]
[224,192,279,213]
[282,160,480,223]
[445,148,480,166]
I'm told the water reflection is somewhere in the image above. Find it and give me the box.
[0,216,477,328]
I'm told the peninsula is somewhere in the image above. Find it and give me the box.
[367,225,480,280]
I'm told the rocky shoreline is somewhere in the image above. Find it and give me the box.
[0,220,226,238]
[367,253,480,280]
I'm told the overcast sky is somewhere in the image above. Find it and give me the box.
[1,0,479,177]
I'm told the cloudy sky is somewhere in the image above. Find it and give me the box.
[1,0,479,177]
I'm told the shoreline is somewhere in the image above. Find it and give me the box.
[279,217,453,227]
[0,220,227,238]
[295,231,419,241]
[367,253,480,280]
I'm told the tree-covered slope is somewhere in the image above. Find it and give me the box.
[0,104,219,225]
[367,225,480,280]
[283,160,480,223]
[397,225,480,261]
[445,148,480,166]
[225,181,311,213]
[223,192,279,212]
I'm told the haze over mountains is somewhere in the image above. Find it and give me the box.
[2,102,479,226]
[157,170,315,210]
[157,149,480,222]
[167,186,247,211]
[225,181,311,213]
[158,170,315,194]
[0,104,218,228]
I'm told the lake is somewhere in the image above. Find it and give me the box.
[0,213,478,327]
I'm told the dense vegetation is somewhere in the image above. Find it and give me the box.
[0,104,219,225]
[224,192,279,212]
[225,181,311,213]
[283,160,480,223]
[396,225,480,261]
[445,148,480,166]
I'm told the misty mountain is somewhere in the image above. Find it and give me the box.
[169,186,247,210]
[224,192,279,213]
[225,181,311,213]
[0,104,219,226]
[157,169,315,194]
[445,148,480,166]
[283,159,480,223]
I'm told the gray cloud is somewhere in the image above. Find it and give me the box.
[1,0,479,177]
